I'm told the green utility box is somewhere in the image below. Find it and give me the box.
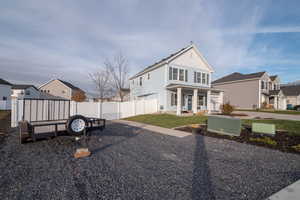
[207,116,242,136]
[252,123,276,135]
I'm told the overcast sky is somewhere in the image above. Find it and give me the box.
[1,0,300,92]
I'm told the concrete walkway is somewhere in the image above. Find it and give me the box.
[233,111,300,121]
[115,120,192,138]
[267,179,300,200]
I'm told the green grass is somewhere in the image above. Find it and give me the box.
[124,114,207,128]
[125,114,300,136]
[237,109,300,115]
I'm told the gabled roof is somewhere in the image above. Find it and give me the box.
[281,85,300,96]
[57,79,82,91]
[12,84,38,90]
[270,75,278,81]
[212,71,266,85]
[39,79,83,91]
[0,78,12,86]
[130,43,214,80]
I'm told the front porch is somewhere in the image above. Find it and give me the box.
[166,84,223,115]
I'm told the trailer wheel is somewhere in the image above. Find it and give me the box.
[66,115,87,135]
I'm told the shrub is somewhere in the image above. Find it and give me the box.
[249,137,277,146]
[220,102,235,115]
[291,144,300,152]
[262,101,268,109]
[71,90,86,102]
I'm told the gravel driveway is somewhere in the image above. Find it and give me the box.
[0,122,299,200]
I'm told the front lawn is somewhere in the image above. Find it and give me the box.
[125,114,300,136]
[124,114,207,128]
[236,109,300,115]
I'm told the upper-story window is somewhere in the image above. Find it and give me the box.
[206,73,210,85]
[179,69,184,81]
[202,73,206,84]
[194,72,201,83]
[25,90,30,95]
[261,81,268,90]
[148,73,150,80]
[139,77,143,86]
[194,71,209,85]
[169,67,188,82]
[3,96,7,100]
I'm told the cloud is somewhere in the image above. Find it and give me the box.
[0,0,299,91]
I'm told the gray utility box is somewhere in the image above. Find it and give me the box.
[207,116,242,136]
[252,123,276,135]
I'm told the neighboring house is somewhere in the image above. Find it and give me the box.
[130,43,223,115]
[111,88,130,102]
[39,79,85,100]
[281,85,300,107]
[212,72,286,110]
[0,78,12,110]
[11,85,41,99]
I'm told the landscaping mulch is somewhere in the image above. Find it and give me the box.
[175,125,300,154]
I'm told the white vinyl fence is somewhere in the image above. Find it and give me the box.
[0,100,11,110]
[11,99,158,127]
[70,99,158,120]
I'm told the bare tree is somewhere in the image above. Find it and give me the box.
[105,52,130,102]
[89,68,111,102]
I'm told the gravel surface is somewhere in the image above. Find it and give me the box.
[0,121,299,200]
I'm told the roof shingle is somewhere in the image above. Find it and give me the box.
[212,71,266,84]
[281,85,300,96]
[0,78,12,86]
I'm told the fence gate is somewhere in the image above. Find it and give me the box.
[21,98,70,123]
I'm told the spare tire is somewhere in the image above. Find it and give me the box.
[66,115,87,135]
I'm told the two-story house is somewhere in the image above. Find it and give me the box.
[130,44,223,115]
[39,79,85,100]
[0,78,12,110]
[212,72,286,110]
[11,85,41,99]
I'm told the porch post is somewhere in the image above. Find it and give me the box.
[176,87,182,115]
[193,89,198,114]
[207,90,211,114]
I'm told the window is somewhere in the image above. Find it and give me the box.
[206,73,210,85]
[169,67,173,80]
[171,93,177,106]
[62,90,66,94]
[179,69,184,81]
[20,91,24,95]
[148,73,150,80]
[2,96,7,100]
[132,80,134,85]
[194,72,203,83]
[185,70,188,82]
[202,73,206,84]
[139,77,143,86]
[173,68,178,80]
[25,90,30,95]
[48,90,50,93]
